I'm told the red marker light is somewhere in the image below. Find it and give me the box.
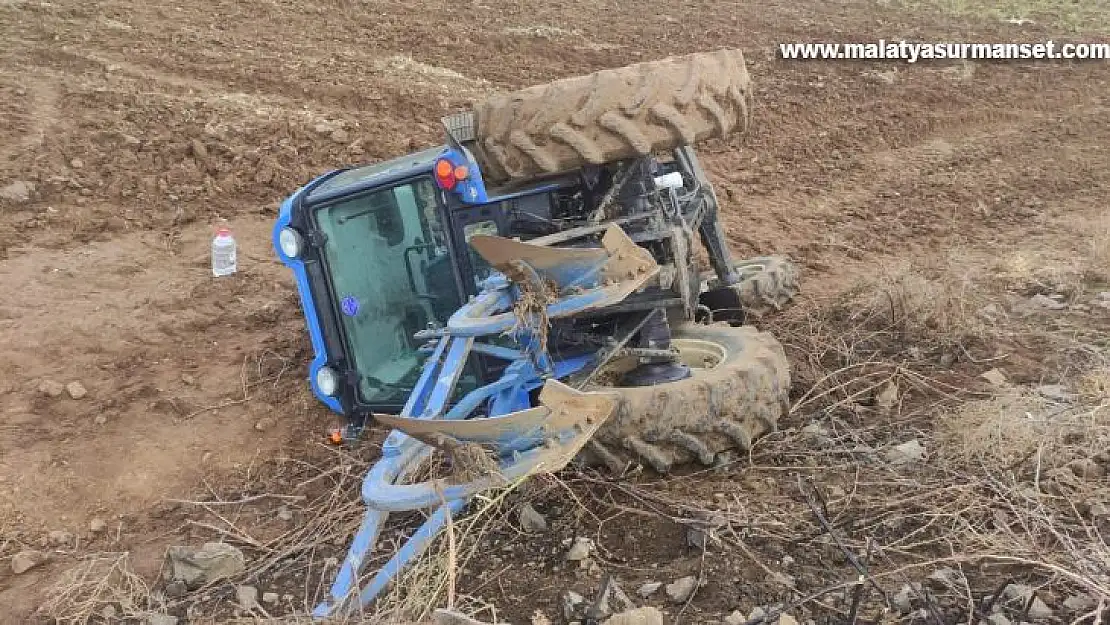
[434,159,456,190]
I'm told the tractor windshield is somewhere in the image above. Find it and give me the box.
[314,177,463,406]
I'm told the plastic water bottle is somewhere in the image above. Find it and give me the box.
[211,226,237,277]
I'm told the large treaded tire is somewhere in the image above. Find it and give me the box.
[586,323,789,473]
[471,49,752,184]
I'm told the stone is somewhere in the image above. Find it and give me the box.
[769,571,795,587]
[47,530,73,546]
[148,616,178,625]
[70,158,85,169]
[181,373,196,386]
[254,416,275,431]
[518,503,547,532]
[778,615,799,625]
[262,591,279,604]
[94,415,108,425]
[164,542,246,589]
[725,610,747,625]
[565,537,593,561]
[0,180,35,204]
[277,506,293,522]
[980,368,1009,386]
[38,379,65,397]
[748,607,767,622]
[190,139,208,161]
[602,607,665,625]
[89,518,108,533]
[330,129,350,143]
[236,585,258,609]
[1027,597,1053,620]
[65,381,88,399]
[1030,294,1066,310]
[875,381,899,410]
[884,439,926,465]
[637,581,662,597]
[1063,594,1097,611]
[562,590,586,621]
[892,583,913,613]
[12,550,47,574]
[1002,583,1033,601]
[665,575,698,603]
[987,614,1011,625]
[101,605,117,620]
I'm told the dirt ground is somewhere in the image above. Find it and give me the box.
[1,0,1108,623]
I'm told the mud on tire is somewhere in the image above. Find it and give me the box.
[471,49,752,184]
[700,256,800,320]
[585,322,789,473]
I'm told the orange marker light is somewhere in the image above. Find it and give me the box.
[434,158,457,190]
[453,165,469,180]
[328,429,343,445]
[435,159,453,177]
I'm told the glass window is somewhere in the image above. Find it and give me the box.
[314,177,463,406]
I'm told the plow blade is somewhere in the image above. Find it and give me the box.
[469,223,659,306]
[373,379,619,473]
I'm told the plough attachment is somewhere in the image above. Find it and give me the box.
[313,225,654,618]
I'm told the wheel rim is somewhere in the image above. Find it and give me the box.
[594,337,726,387]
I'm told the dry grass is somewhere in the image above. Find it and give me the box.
[904,0,1110,34]
[37,552,151,624]
[1087,217,1110,284]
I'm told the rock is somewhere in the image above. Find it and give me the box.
[236,585,258,609]
[665,575,698,603]
[47,530,73,546]
[781,555,795,567]
[518,503,547,532]
[262,591,279,604]
[1036,384,1075,402]
[1028,597,1053,620]
[565,536,593,561]
[181,373,196,386]
[432,609,510,625]
[190,139,208,161]
[562,590,586,621]
[749,607,767,622]
[980,368,1009,386]
[875,381,899,410]
[38,379,65,397]
[65,381,88,399]
[602,607,665,625]
[637,581,662,597]
[987,614,1011,625]
[1002,583,1033,602]
[12,550,47,574]
[164,579,187,598]
[0,180,35,203]
[885,439,926,465]
[254,416,275,431]
[148,615,178,625]
[725,610,747,625]
[801,422,829,443]
[277,506,293,522]
[1030,294,1066,310]
[100,605,117,620]
[94,415,108,425]
[892,583,914,613]
[1063,594,1097,611]
[89,518,107,533]
[164,542,246,589]
[330,129,350,143]
[778,615,799,625]
[769,571,795,587]
[70,158,85,169]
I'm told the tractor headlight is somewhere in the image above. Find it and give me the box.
[279,227,304,258]
[315,366,340,396]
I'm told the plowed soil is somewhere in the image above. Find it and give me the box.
[1,0,1107,623]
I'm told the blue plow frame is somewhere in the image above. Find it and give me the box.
[312,224,658,619]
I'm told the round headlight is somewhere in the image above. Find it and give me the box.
[279,227,303,258]
[315,366,340,396]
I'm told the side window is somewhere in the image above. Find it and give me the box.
[463,220,499,286]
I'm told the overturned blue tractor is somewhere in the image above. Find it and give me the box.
[273,48,798,618]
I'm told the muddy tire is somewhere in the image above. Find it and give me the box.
[700,256,800,319]
[470,49,752,184]
[585,323,789,473]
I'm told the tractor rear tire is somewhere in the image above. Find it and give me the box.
[470,49,752,184]
[700,256,800,319]
[585,322,789,473]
